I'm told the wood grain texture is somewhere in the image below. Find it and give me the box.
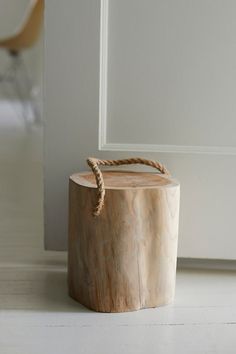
[68,171,180,312]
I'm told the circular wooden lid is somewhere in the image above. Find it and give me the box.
[70,171,179,190]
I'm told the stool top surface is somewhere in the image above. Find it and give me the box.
[70,171,179,190]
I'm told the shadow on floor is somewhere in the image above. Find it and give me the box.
[0,266,94,313]
[42,269,91,313]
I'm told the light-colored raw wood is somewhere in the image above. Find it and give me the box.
[0,0,44,52]
[68,170,180,312]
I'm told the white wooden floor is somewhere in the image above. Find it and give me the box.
[0,102,236,354]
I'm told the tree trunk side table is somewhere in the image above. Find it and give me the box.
[68,157,180,312]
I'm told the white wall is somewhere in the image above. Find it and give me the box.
[44,0,236,260]
[0,0,43,97]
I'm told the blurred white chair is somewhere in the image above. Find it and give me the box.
[0,0,44,123]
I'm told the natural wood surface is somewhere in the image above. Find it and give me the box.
[0,0,44,51]
[71,171,173,188]
[68,171,180,312]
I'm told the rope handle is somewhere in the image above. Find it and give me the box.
[87,157,170,217]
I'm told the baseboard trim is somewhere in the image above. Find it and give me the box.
[1,255,235,272]
[177,257,236,271]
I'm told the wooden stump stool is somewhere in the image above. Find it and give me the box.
[68,157,180,312]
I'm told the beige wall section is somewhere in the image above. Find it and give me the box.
[0,0,30,37]
[0,0,43,96]
[44,0,236,260]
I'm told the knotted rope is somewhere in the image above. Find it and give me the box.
[87,157,170,216]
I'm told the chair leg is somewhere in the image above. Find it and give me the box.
[0,55,25,121]
[0,52,41,124]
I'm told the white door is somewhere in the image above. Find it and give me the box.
[44,0,236,259]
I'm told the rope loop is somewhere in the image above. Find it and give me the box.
[87,157,170,216]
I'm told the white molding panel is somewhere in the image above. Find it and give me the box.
[98,0,109,149]
[98,0,236,155]
[100,142,236,155]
